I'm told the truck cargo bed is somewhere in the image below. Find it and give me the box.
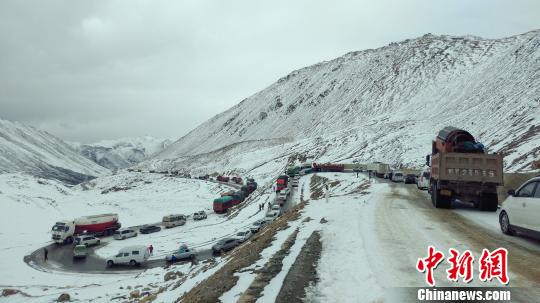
[431,152,503,184]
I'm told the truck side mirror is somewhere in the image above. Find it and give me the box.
[425,155,431,167]
[507,189,515,196]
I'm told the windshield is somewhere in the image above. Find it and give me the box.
[52,225,67,232]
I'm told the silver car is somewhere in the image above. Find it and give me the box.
[250,220,267,233]
[113,229,138,240]
[165,245,196,262]
[212,238,240,254]
[75,235,101,247]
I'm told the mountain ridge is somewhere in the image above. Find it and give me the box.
[146,30,540,173]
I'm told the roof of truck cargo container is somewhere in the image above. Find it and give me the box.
[437,127,475,142]
[214,196,233,203]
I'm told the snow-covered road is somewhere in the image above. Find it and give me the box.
[300,173,540,303]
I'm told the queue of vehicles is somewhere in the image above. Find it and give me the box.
[213,177,258,214]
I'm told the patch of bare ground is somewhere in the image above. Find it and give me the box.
[237,229,300,303]
[275,231,322,303]
[178,201,306,303]
[310,174,329,200]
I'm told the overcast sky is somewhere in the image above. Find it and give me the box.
[1,0,539,143]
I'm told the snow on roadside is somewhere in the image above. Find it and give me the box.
[301,173,385,303]
[0,172,273,302]
[219,219,302,302]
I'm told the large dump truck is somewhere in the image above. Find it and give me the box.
[213,196,234,214]
[367,162,390,178]
[427,127,503,211]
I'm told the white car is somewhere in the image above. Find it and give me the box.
[271,204,282,215]
[250,220,267,233]
[106,245,150,267]
[264,211,280,223]
[113,228,137,240]
[391,171,404,182]
[75,235,101,247]
[234,230,253,243]
[193,211,207,220]
[417,170,430,190]
[499,177,540,238]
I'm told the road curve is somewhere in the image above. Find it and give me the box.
[23,178,290,274]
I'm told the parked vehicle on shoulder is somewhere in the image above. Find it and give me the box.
[404,174,416,184]
[75,234,101,247]
[271,204,282,215]
[499,177,540,238]
[73,244,88,259]
[234,230,253,243]
[264,211,279,223]
[162,214,186,228]
[417,170,430,190]
[391,171,404,182]
[212,238,240,254]
[193,211,207,220]
[113,228,137,240]
[106,245,150,267]
[250,219,267,233]
[165,244,196,262]
[139,225,161,234]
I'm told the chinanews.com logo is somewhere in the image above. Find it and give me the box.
[414,245,511,302]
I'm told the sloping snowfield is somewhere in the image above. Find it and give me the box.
[0,172,274,302]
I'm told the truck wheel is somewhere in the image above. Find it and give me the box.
[107,260,114,267]
[129,260,137,266]
[66,237,74,244]
[480,193,498,212]
[499,211,514,235]
[434,185,451,208]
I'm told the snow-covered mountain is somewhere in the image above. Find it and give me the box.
[0,118,109,184]
[72,136,172,170]
[147,30,540,174]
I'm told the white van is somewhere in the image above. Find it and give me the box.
[417,170,431,190]
[162,214,186,228]
[391,171,404,182]
[106,245,150,267]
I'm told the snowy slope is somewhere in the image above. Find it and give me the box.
[0,118,108,184]
[150,30,540,172]
[71,136,172,170]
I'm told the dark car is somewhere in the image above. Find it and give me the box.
[404,174,416,184]
[139,225,161,234]
[212,238,239,254]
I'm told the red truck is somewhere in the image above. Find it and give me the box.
[213,196,234,213]
[427,127,503,211]
[312,163,345,172]
[276,175,289,191]
[217,175,230,182]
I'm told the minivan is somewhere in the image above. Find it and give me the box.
[391,171,404,182]
[106,245,150,267]
[162,214,187,228]
[113,228,138,240]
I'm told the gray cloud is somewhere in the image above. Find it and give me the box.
[1,0,539,143]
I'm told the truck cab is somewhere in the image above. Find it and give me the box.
[51,221,75,244]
